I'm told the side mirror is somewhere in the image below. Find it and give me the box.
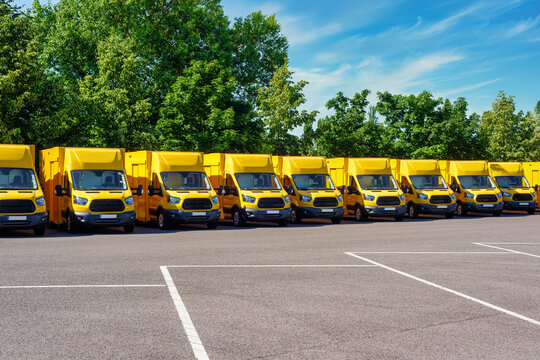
[338,185,345,194]
[534,185,538,191]
[55,184,63,196]
[223,185,230,195]
[131,184,143,196]
[400,185,408,193]
[287,185,295,196]
[347,186,359,195]
[148,185,163,197]
[218,185,224,195]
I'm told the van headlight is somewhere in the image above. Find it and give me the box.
[125,196,134,205]
[35,197,46,206]
[496,192,502,198]
[284,195,290,203]
[363,194,375,201]
[73,196,88,206]
[533,192,537,198]
[337,195,343,202]
[168,196,181,204]
[300,195,311,202]
[418,193,428,200]
[464,193,473,199]
[400,194,405,201]
[242,194,256,203]
[212,196,219,204]
[503,192,511,198]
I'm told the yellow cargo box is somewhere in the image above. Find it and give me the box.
[489,162,537,214]
[125,151,220,229]
[328,158,406,221]
[204,153,291,227]
[273,156,344,224]
[40,147,139,233]
[0,144,48,236]
[522,162,539,208]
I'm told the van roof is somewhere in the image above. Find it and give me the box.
[488,162,523,176]
[153,151,204,172]
[282,156,328,175]
[347,158,391,175]
[448,161,489,176]
[399,159,440,176]
[65,147,124,170]
[0,144,35,169]
[225,154,274,173]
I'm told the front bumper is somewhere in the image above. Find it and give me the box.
[73,211,136,227]
[364,204,407,217]
[243,207,292,222]
[463,202,504,213]
[164,209,221,223]
[503,201,537,210]
[298,206,344,219]
[0,212,48,230]
[416,203,457,214]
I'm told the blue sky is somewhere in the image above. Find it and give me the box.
[15,0,540,117]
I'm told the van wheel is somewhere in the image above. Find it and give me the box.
[394,215,405,222]
[445,213,454,219]
[493,211,501,217]
[33,226,46,236]
[124,225,135,233]
[207,221,219,229]
[232,209,246,227]
[158,211,168,230]
[331,217,342,224]
[290,207,302,224]
[407,204,419,219]
[67,213,78,234]
[277,219,288,227]
[355,206,368,221]
[456,203,467,216]
[527,209,535,214]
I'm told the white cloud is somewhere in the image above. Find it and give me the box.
[505,14,540,37]
[436,79,500,97]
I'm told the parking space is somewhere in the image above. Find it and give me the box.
[0,213,538,359]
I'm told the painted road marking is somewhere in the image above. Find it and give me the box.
[161,266,210,360]
[347,252,511,254]
[166,264,377,268]
[345,252,540,326]
[0,284,165,289]
[474,243,540,258]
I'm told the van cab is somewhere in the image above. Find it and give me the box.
[125,151,220,230]
[40,147,140,233]
[440,161,503,216]
[522,162,539,210]
[393,159,456,218]
[488,162,537,214]
[328,158,406,221]
[204,153,291,227]
[0,144,48,236]
[273,156,344,224]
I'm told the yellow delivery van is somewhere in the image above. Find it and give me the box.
[522,162,539,209]
[204,153,291,227]
[40,147,141,233]
[125,151,220,229]
[273,156,344,224]
[393,159,456,218]
[328,158,406,221]
[488,162,537,214]
[0,144,48,236]
[440,161,503,216]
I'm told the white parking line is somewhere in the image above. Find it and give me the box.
[0,284,165,289]
[165,264,377,268]
[348,252,511,254]
[160,266,210,360]
[480,243,539,245]
[474,243,540,258]
[345,252,540,326]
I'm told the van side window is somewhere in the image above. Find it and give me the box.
[64,172,69,189]
[401,176,410,187]
[283,176,292,187]
[451,177,458,186]
[152,173,160,189]
[226,174,236,190]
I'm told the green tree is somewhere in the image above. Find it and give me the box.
[479,91,539,161]
[256,61,317,155]
[314,90,387,157]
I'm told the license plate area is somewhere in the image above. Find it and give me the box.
[483,204,494,207]
[7,215,27,221]
[320,208,334,213]
[436,205,447,209]
[99,214,117,219]
[384,207,395,211]
[191,212,206,216]
[266,210,280,214]
[519,202,528,206]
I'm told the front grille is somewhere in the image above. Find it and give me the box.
[0,200,35,214]
[89,199,125,212]
[513,193,533,201]
[476,194,498,203]
[258,197,285,209]
[313,197,338,207]
[376,196,400,206]
[430,195,452,204]
[183,198,213,210]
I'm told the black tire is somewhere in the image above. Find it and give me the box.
[66,213,78,234]
[493,211,501,217]
[124,224,135,233]
[407,203,419,219]
[33,226,46,236]
[232,209,246,227]
[290,206,302,224]
[331,217,342,224]
[158,211,168,230]
[394,215,405,222]
[207,221,219,229]
[456,202,467,216]
[277,219,288,227]
[355,205,368,222]
[527,209,535,215]
[445,213,454,219]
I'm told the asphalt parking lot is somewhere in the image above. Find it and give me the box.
[1,212,539,360]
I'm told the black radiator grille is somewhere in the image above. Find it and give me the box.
[182,198,213,210]
[313,197,338,207]
[0,200,36,213]
[376,196,400,206]
[476,194,498,203]
[89,199,125,212]
[430,195,452,204]
[512,193,533,201]
[258,197,285,209]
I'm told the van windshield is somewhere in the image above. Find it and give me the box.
[458,175,495,189]
[0,168,38,190]
[357,175,398,190]
[410,175,448,190]
[494,176,529,189]
[161,172,211,190]
[71,170,127,190]
[235,173,282,190]
[292,174,334,190]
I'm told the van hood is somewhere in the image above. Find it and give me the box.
[0,190,44,200]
